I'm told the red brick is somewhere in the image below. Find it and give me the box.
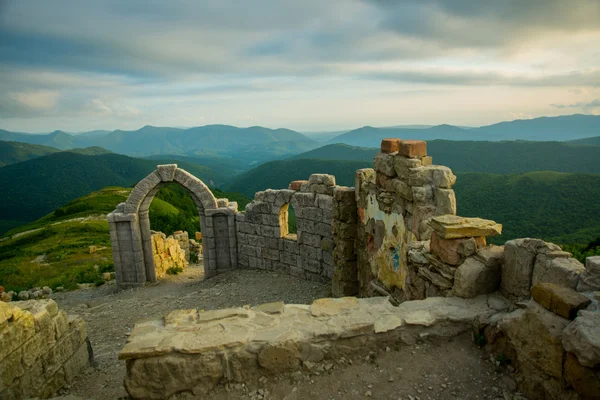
[288,180,306,191]
[399,140,427,158]
[380,138,401,153]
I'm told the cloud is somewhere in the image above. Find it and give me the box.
[368,0,600,49]
[551,99,600,112]
[1,0,600,131]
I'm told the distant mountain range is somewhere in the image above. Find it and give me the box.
[2,114,599,159]
[326,114,600,147]
[289,140,600,174]
[0,125,319,162]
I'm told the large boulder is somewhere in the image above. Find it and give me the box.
[562,311,600,368]
[501,238,561,298]
[532,254,584,290]
[499,301,570,379]
[577,256,600,292]
[453,254,501,298]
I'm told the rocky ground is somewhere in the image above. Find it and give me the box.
[51,263,524,400]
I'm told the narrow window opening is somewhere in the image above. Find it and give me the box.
[279,203,297,239]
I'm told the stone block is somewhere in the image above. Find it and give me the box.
[315,194,333,210]
[430,231,464,266]
[420,156,432,166]
[294,192,316,207]
[320,238,334,252]
[430,215,502,239]
[289,180,306,191]
[302,207,323,221]
[0,306,35,361]
[280,252,297,266]
[393,157,421,178]
[532,255,585,290]
[564,352,600,398]
[418,267,452,289]
[311,184,334,195]
[314,222,332,238]
[562,310,600,368]
[399,140,427,158]
[63,341,91,384]
[499,301,569,379]
[373,153,396,177]
[380,138,401,153]
[309,174,336,187]
[389,178,412,201]
[452,256,502,298]
[262,248,280,261]
[577,256,600,292]
[302,259,322,274]
[412,185,434,205]
[502,238,561,298]
[531,283,591,319]
[0,347,24,393]
[434,188,456,215]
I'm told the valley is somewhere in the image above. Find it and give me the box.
[1,114,600,293]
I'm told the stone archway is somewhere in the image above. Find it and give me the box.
[108,164,238,289]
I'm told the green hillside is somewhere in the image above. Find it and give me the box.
[568,136,600,145]
[0,140,60,167]
[0,185,250,293]
[227,159,600,244]
[0,151,236,233]
[291,141,600,174]
[454,171,600,244]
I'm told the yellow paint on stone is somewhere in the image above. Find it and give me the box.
[364,193,409,290]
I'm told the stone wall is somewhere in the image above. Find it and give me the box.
[476,255,600,400]
[354,139,462,297]
[150,231,187,278]
[172,231,190,262]
[235,174,338,282]
[0,300,91,399]
[331,186,359,296]
[120,294,509,399]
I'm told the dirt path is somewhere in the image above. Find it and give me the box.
[52,264,523,400]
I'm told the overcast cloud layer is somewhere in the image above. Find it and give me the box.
[1,0,599,132]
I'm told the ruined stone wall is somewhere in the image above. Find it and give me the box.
[236,174,338,282]
[151,231,187,278]
[354,139,459,297]
[0,300,91,399]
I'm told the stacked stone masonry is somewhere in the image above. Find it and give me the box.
[150,231,187,278]
[120,294,510,399]
[236,174,338,282]
[0,300,91,399]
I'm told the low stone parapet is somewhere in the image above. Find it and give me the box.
[0,300,92,399]
[120,294,509,399]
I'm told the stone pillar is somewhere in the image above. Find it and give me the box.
[139,209,156,283]
[332,186,359,296]
[108,205,146,289]
[204,206,238,275]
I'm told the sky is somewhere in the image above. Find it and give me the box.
[0,0,599,133]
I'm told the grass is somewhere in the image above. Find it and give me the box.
[0,220,114,293]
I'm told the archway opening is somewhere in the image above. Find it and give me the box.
[279,203,297,239]
[148,182,200,238]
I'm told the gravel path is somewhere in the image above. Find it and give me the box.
[51,263,523,400]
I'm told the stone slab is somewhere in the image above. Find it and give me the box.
[430,215,502,239]
[531,283,591,319]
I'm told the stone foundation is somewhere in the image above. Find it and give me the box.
[0,300,92,399]
[120,294,509,399]
[151,231,187,278]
